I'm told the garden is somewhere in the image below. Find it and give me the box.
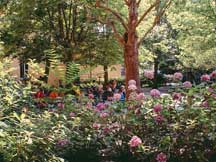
[0,0,216,162]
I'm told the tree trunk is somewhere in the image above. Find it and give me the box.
[153,58,159,88]
[124,43,140,91]
[104,65,109,85]
[44,59,50,83]
[124,0,141,98]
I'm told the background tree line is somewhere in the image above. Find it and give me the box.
[0,0,215,87]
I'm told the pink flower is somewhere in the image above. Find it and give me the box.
[128,105,133,110]
[128,136,142,147]
[93,123,101,129]
[210,70,216,79]
[57,139,69,147]
[103,127,110,134]
[57,103,65,109]
[172,92,182,101]
[183,81,192,88]
[100,112,109,118]
[154,115,164,123]
[135,108,141,115]
[128,84,137,91]
[201,101,209,108]
[86,102,92,109]
[110,122,120,129]
[211,94,216,99]
[96,103,106,111]
[69,112,75,117]
[208,88,214,93]
[173,72,183,80]
[88,93,94,99]
[153,104,162,114]
[150,89,161,98]
[156,152,167,162]
[136,93,146,100]
[128,79,136,86]
[201,74,210,81]
[113,93,121,101]
[144,70,154,80]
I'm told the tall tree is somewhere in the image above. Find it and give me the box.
[140,16,180,88]
[78,23,122,84]
[0,0,102,82]
[168,0,216,70]
[95,0,171,94]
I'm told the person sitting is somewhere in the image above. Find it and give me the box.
[104,91,114,105]
[119,85,126,101]
[102,84,112,101]
[110,80,118,93]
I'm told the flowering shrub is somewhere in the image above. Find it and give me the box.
[0,60,33,113]
[141,72,165,88]
[144,70,154,80]
[183,81,192,88]
[0,64,216,162]
[173,72,183,81]
[201,74,211,81]
[128,136,142,147]
[150,89,161,98]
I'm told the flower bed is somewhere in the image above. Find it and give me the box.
[0,68,216,162]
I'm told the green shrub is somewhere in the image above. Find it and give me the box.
[0,61,216,162]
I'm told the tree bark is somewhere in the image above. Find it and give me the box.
[44,59,50,83]
[153,58,159,88]
[104,65,109,85]
[124,0,141,98]
[95,0,172,99]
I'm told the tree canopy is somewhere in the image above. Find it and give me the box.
[167,0,216,70]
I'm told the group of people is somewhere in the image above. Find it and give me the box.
[34,80,126,104]
[87,80,126,103]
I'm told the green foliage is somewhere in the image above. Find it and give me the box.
[65,62,80,84]
[0,64,216,161]
[139,15,180,73]
[168,0,216,70]
[0,59,33,112]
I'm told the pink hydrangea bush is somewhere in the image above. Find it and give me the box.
[128,79,136,86]
[153,104,163,114]
[156,153,167,162]
[128,84,137,91]
[183,81,192,88]
[128,136,142,147]
[201,74,210,81]
[210,70,216,79]
[113,93,122,101]
[173,72,183,81]
[150,89,161,98]
[136,93,146,100]
[172,92,182,101]
[144,70,154,80]
[88,93,94,99]
[29,71,216,162]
